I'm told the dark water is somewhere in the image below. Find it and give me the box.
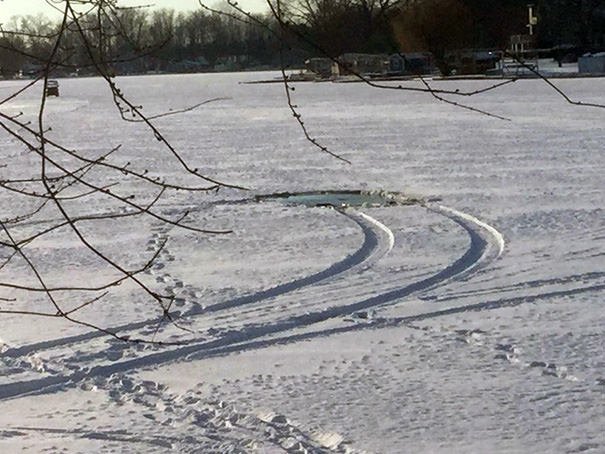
[256,190,417,208]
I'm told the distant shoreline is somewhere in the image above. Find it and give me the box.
[244,72,605,85]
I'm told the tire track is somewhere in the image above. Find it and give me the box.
[422,271,605,303]
[175,284,605,377]
[196,203,502,330]
[2,208,392,359]
[196,208,394,315]
[0,203,504,401]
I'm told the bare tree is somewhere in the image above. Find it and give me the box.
[277,0,401,53]
[0,0,242,344]
[391,0,474,74]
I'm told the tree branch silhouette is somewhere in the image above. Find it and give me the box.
[0,0,243,344]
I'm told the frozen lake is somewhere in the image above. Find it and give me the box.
[0,72,604,452]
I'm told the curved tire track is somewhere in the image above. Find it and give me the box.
[0,203,503,401]
[2,208,392,359]
[196,208,394,315]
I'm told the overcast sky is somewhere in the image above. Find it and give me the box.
[0,0,268,23]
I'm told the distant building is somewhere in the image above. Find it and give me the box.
[445,50,501,75]
[20,63,44,78]
[389,53,435,76]
[337,53,389,76]
[305,54,389,78]
[578,52,605,74]
[305,53,439,79]
[305,58,333,78]
[509,34,536,56]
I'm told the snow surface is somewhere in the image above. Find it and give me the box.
[0,72,604,453]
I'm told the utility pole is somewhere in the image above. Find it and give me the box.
[527,4,538,36]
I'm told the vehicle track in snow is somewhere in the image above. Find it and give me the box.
[421,270,605,303]
[1,207,392,359]
[0,201,505,401]
[183,202,504,333]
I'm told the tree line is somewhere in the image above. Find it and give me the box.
[0,7,283,77]
[0,0,603,78]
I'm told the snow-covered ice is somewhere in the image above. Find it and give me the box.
[0,72,604,453]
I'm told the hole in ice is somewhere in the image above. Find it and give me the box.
[255,190,424,208]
